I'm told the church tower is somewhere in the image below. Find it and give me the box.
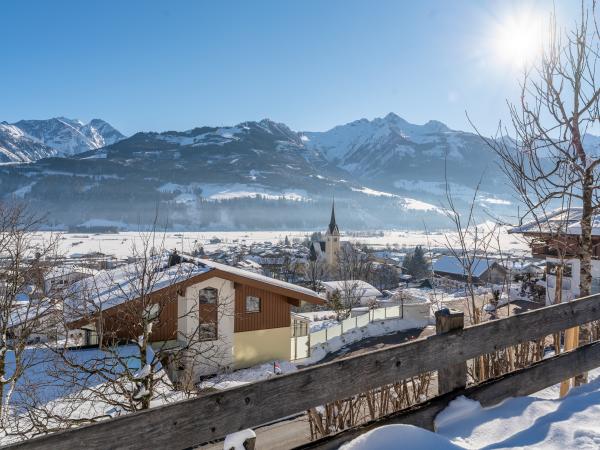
[325,200,341,266]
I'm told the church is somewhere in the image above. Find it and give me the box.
[310,201,344,266]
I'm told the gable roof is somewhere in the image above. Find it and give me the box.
[322,280,382,298]
[66,253,324,320]
[511,208,600,236]
[433,255,502,278]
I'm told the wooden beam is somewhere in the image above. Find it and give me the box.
[435,309,466,394]
[7,294,600,450]
[297,340,600,449]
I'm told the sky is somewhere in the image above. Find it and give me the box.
[0,0,580,136]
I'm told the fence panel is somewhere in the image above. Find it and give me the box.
[356,314,370,328]
[372,308,386,320]
[311,329,328,346]
[326,324,342,340]
[341,317,355,333]
[384,305,401,319]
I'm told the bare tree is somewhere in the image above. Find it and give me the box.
[471,3,600,384]
[304,255,326,292]
[13,229,233,437]
[0,202,60,436]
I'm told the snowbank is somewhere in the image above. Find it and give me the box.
[340,424,462,450]
[342,368,600,449]
[198,361,297,391]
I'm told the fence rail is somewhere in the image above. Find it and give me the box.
[5,293,600,450]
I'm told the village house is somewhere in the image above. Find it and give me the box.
[322,280,382,306]
[65,254,324,379]
[433,255,509,285]
[511,208,600,305]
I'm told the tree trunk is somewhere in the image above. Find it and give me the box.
[580,177,593,299]
[576,178,594,386]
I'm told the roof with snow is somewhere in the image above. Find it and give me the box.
[66,253,323,319]
[433,255,503,278]
[322,280,382,298]
[510,208,600,236]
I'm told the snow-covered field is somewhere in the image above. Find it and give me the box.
[343,368,600,450]
[32,227,530,259]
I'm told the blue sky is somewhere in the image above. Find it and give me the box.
[0,0,578,135]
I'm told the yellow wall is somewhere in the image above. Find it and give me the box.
[233,327,291,369]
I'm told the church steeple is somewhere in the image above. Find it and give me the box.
[328,200,339,235]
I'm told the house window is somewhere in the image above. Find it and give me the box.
[546,262,572,278]
[199,287,218,341]
[199,287,218,304]
[199,323,217,341]
[246,295,261,313]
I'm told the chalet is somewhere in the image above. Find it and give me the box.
[433,255,508,285]
[65,254,324,378]
[511,208,600,305]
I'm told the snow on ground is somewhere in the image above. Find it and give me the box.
[343,368,600,450]
[224,429,256,450]
[197,361,298,391]
[341,424,462,450]
[33,228,530,260]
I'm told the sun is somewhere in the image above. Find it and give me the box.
[492,11,544,68]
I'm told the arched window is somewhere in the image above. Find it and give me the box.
[198,288,218,341]
[199,287,218,304]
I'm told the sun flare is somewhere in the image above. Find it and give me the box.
[492,11,544,68]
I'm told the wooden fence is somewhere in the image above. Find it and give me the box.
[5,293,600,450]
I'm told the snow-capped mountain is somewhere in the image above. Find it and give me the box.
[303,112,491,178]
[0,113,517,229]
[0,122,57,163]
[0,117,125,162]
[302,112,508,208]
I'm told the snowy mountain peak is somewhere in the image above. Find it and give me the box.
[2,117,125,160]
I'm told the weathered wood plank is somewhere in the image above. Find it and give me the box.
[5,294,600,450]
[435,308,466,394]
[297,340,600,449]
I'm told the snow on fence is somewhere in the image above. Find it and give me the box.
[292,302,431,359]
[9,293,600,450]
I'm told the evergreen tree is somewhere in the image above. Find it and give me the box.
[404,246,429,280]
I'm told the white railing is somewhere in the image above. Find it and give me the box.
[291,302,431,360]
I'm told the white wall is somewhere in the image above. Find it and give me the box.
[544,257,600,305]
[177,277,235,378]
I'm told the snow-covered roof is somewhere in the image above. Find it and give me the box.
[322,280,382,298]
[65,254,211,318]
[433,255,500,278]
[195,258,324,302]
[44,265,98,281]
[511,208,600,236]
[66,253,323,318]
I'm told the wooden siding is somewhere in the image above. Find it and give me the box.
[234,283,292,332]
[78,287,179,345]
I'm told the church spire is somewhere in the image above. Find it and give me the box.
[328,199,339,235]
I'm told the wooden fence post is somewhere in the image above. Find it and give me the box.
[435,308,467,394]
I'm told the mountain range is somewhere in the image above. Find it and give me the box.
[0,114,515,230]
[0,118,124,162]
